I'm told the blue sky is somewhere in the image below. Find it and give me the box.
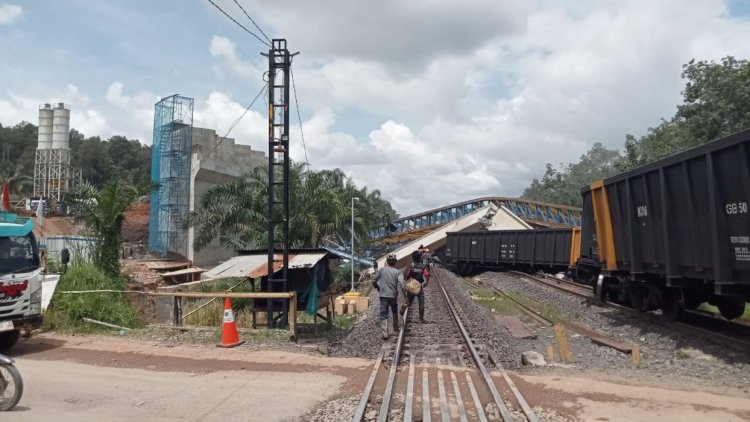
[2,0,750,214]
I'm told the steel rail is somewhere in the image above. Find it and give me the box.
[509,270,593,299]
[436,279,518,422]
[351,349,385,421]
[376,306,409,422]
[508,271,750,353]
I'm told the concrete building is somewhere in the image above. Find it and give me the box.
[187,128,266,267]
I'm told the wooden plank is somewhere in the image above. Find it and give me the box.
[437,371,450,422]
[494,315,536,339]
[546,344,555,362]
[289,291,297,339]
[161,267,205,277]
[563,321,635,354]
[146,262,189,272]
[450,372,468,422]
[554,324,572,363]
[150,291,294,299]
[405,356,415,422]
[632,344,641,365]
[464,373,488,422]
[422,370,432,422]
[487,350,539,422]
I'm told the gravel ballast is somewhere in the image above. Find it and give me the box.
[484,271,750,390]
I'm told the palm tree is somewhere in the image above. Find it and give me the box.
[186,163,396,253]
[67,179,156,277]
[0,163,32,196]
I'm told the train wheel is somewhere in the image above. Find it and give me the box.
[661,289,684,321]
[627,285,648,312]
[718,298,746,320]
[595,275,609,304]
[683,294,703,311]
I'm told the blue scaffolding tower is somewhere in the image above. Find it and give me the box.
[148,95,194,257]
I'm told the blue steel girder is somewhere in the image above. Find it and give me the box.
[370,196,582,241]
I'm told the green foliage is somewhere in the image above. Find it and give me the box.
[621,56,750,170]
[522,143,623,207]
[0,162,32,196]
[0,123,151,191]
[45,263,141,329]
[67,179,157,277]
[186,164,397,252]
[334,266,361,287]
[524,56,750,205]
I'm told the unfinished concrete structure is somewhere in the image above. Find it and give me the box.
[187,127,266,267]
[149,95,266,267]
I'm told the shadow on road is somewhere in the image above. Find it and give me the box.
[5,337,66,358]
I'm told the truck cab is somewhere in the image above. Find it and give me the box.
[0,212,43,350]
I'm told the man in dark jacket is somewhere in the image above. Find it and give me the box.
[373,254,403,339]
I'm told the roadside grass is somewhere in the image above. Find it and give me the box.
[697,303,750,322]
[182,278,256,327]
[44,263,142,331]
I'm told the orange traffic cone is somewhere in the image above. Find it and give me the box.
[217,297,245,348]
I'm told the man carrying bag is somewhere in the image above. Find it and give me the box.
[400,250,430,323]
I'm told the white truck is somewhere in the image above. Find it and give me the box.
[0,212,44,350]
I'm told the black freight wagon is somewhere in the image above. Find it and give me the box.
[445,229,577,274]
[578,128,750,319]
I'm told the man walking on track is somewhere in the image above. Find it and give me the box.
[401,250,430,323]
[373,254,403,339]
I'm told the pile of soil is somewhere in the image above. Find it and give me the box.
[123,198,149,244]
[122,259,163,323]
[34,217,83,238]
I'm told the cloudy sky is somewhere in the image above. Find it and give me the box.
[2,1,750,214]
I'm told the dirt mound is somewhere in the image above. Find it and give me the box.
[34,217,83,238]
[123,199,149,243]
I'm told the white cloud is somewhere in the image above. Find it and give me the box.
[193,91,267,149]
[268,0,750,214]
[242,0,528,67]
[209,35,264,80]
[0,84,108,139]
[0,4,21,26]
[5,1,750,216]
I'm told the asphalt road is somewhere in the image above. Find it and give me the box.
[3,357,345,422]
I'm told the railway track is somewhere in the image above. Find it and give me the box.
[507,270,750,352]
[353,273,537,422]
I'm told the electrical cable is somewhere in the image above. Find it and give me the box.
[232,0,272,44]
[191,84,268,177]
[290,67,310,170]
[207,0,271,48]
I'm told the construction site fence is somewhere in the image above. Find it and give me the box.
[56,290,298,338]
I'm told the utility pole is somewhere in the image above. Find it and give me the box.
[263,40,297,328]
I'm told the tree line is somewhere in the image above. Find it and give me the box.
[186,164,398,252]
[523,56,750,208]
[0,124,151,195]
[0,117,398,253]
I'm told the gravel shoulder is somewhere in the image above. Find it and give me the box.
[480,270,750,393]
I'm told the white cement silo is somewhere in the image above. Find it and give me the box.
[37,103,53,150]
[51,102,70,150]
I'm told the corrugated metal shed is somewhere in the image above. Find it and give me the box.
[205,252,327,279]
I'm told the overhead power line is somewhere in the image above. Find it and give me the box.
[290,67,310,169]
[232,0,272,44]
[207,0,271,48]
[191,83,269,177]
